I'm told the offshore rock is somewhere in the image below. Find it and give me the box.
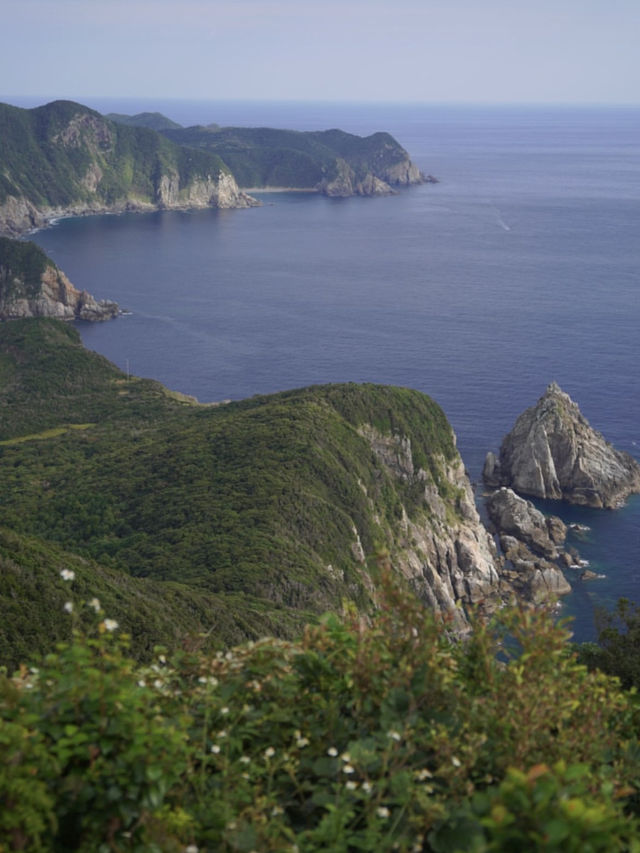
[486,488,572,603]
[486,487,566,559]
[484,382,640,508]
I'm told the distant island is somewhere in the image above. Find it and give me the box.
[0,99,430,237]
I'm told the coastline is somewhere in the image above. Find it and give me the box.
[244,186,318,193]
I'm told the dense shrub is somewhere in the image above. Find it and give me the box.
[2,567,640,851]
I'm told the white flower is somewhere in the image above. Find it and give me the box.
[239,756,251,764]
[327,747,338,757]
[220,706,230,715]
[342,764,355,775]
[153,679,163,689]
[377,806,390,819]
[137,680,146,688]
[387,730,402,742]
[346,781,357,790]
[158,654,167,664]
[296,737,309,748]
[63,601,73,613]
[103,618,118,632]
[341,752,351,762]
[60,569,75,581]
[415,768,433,780]
[264,747,276,759]
[271,806,283,816]
[211,744,221,754]
[217,730,227,739]
[362,781,372,793]
[451,756,461,768]
[87,597,101,612]
[185,846,199,853]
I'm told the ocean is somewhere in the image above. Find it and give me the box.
[27,99,640,641]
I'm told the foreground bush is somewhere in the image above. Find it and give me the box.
[2,569,640,851]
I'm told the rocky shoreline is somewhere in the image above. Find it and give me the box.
[0,173,259,240]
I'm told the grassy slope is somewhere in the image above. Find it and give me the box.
[0,319,458,667]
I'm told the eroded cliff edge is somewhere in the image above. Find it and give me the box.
[484,382,640,509]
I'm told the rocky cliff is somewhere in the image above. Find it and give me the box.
[485,487,571,604]
[358,426,502,629]
[484,383,640,508]
[0,237,118,321]
[0,100,257,237]
[159,124,429,197]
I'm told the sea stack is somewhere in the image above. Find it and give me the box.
[483,382,640,509]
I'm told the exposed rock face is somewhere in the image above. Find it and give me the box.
[484,382,640,508]
[486,488,566,560]
[0,100,258,237]
[317,159,398,198]
[485,488,571,602]
[0,172,257,237]
[154,170,256,210]
[0,264,118,322]
[317,159,433,197]
[360,427,502,629]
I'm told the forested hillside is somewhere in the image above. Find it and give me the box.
[0,319,487,669]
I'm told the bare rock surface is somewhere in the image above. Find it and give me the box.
[0,264,119,322]
[484,382,640,508]
[485,487,572,602]
[486,487,566,559]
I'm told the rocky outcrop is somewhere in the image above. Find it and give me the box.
[155,170,256,210]
[0,244,118,321]
[485,488,572,603]
[355,424,576,623]
[486,487,566,560]
[317,159,398,198]
[484,382,640,508]
[317,156,430,198]
[360,427,503,629]
[0,172,257,238]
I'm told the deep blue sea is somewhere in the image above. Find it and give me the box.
[27,99,640,641]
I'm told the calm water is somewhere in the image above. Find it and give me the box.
[30,100,640,641]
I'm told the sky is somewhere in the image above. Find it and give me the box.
[2,0,639,105]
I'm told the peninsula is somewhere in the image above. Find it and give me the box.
[0,100,429,237]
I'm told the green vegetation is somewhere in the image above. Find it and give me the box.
[0,237,53,301]
[161,125,415,189]
[2,325,640,850]
[0,100,230,212]
[577,598,640,690]
[2,571,640,851]
[0,319,458,667]
[105,111,184,131]
[0,99,420,231]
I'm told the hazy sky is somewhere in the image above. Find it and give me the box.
[3,0,639,104]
